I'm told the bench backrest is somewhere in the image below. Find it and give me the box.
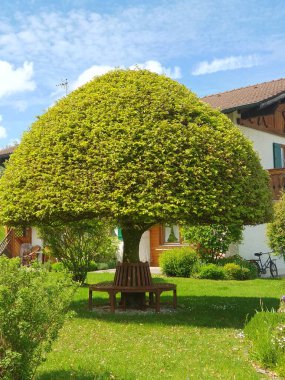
[113,262,153,287]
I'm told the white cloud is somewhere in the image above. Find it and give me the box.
[0,61,36,98]
[72,65,119,90]
[129,60,181,79]
[192,55,261,76]
[72,61,181,90]
[0,116,7,139]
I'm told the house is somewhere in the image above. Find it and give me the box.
[1,78,285,272]
[147,78,285,272]
[0,146,42,258]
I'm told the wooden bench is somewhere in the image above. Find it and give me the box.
[88,262,177,313]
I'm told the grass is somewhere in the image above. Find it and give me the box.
[35,274,285,380]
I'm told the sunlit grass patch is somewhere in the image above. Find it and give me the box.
[36,274,285,379]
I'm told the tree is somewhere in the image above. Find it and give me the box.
[182,224,243,262]
[267,195,285,257]
[0,69,272,263]
[38,219,118,283]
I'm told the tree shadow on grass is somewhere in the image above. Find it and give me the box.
[71,292,279,329]
[36,369,114,380]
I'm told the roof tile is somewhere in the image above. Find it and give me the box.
[202,78,285,111]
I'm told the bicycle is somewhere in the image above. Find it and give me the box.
[248,251,278,278]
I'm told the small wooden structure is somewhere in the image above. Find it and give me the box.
[88,262,177,313]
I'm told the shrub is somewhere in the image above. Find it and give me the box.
[267,198,285,257]
[0,256,76,380]
[97,263,109,271]
[216,255,258,279]
[245,310,285,370]
[38,219,118,283]
[89,261,98,271]
[223,263,250,280]
[160,247,198,277]
[196,263,225,280]
[51,261,66,272]
[182,224,243,262]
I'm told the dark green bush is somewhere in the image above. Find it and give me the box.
[0,256,76,380]
[97,263,109,271]
[89,261,98,271]
[216,255,258,279]
[160,247,198,277]
[223,263,251,280]
[196,263,225,280]
[245,311,285,371]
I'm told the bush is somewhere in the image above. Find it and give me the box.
[182,224,243,262]
[267,198,285,257]
[223,263,250,280]
[160,247,198,277]
[38,219,118,283]
[0,256,76,380]
[216,255,258,279]
[196,263,225,280]
[97,263,109,271]
[245,310,285,371]
[51,261,66,272]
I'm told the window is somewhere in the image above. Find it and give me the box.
[162,225,180,244]
[273,142,285,168]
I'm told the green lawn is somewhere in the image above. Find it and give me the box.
[35,274,285,380]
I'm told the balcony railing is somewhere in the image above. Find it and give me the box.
[268,168,285,200]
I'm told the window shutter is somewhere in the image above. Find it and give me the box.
[273,143,282,168]
[117,227,123,241]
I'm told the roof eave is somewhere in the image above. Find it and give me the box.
[221,91,285,114]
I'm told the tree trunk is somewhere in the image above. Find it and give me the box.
[121,227,145,263]
[120,225,150,308]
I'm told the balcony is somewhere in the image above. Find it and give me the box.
[268,168,285,200]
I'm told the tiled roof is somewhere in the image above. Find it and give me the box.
[202,78,285,112]
[0,146,16,157]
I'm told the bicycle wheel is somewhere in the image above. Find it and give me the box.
[270,262,278,278]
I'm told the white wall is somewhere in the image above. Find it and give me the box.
[31,227,44,262]
[116,231,151,263]
[238,125,285,169]
[229,114,285,275]
[31,227,43,247]
[238,224,285,276]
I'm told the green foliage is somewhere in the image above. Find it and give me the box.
[182,224,243,261]
[0,70,272,231]
[215,254,258,279]
[0,256,76,380]
[51,262,66,272]
[159,247,198,277]
[38,219,118,283]
[195,263,226,280]
[0,226,5,242]
[223,263,250,280]
[194,257,256,281]
[0,166,5,179]
[267,197,285,257]
[245,310,285,370]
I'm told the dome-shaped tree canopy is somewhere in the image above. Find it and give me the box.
[0,70,272,233]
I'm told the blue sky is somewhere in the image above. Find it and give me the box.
[1,0,285,147]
